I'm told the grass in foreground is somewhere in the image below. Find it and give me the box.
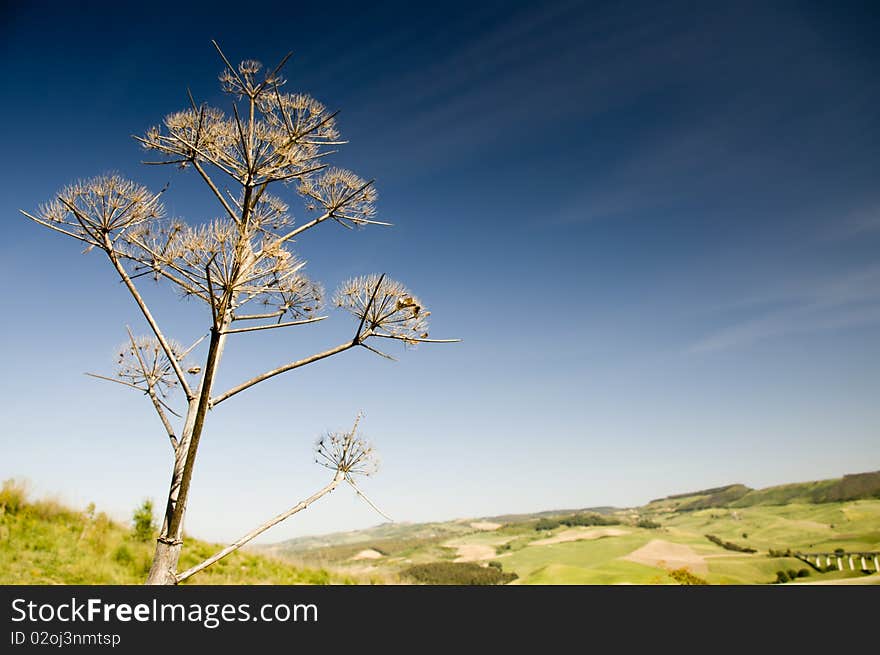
[0,480,353,585]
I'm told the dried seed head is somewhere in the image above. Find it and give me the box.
[238,59,263,76]
[36,174,164,249]
[315,423,379,477]
[115,336,186,396]
[334,275,430,343]
[258,92,340,142]
[299,168,377,227]
[142,107,238,172]
[250,192,293,231]
[259,273,324,319]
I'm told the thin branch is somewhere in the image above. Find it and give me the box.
[231,310,284,322]
[205,254,219,326]
[231,102,251,173]
[222,315,327,334]
[125,326,179,450]
[211,340,358,406]
[211,40,247,92]
[359,342,396,361]
[346,477,393,522]
[85,372,143,392]
[104,240,194,400]
[19,210,93,245]
[271,211,331,246]
[142,158,190,166]
[371,334,462,344]
[174,471,344,584]
[154,396,183,419]
[255,50,293,95]
[356,273,385,339]
[148,388,179,451]
[181,333,209,358]
[191,161,240,223]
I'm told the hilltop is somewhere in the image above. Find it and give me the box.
[646,470,880,511]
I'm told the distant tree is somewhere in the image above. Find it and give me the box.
[402,562,517,585]
[21,43,456,585]
[132,499,156,542]
[535,518,561,531]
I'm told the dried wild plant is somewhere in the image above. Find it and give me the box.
[21,43,457,585]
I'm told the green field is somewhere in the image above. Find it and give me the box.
[272,471,880,585]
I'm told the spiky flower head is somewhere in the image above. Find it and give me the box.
[123,216,323,315]
[250,192,293,231]
[255,273,324,319]
[141,107,239,174]
[299,168,377,228]
[219,57,286,98]
[315,418,379,477]
[258,92,340,142]
[35,174,164,249]
[334,275,430,344]
[115,336,186,396]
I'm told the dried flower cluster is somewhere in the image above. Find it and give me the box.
[334,275,430,344]
[32,175,164,249]
[123,217,324,318]
[315,423,379,478]
[139,62,343,187]
[299,168,380,228]
[114,336,186,397]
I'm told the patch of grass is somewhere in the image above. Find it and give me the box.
[0,480,360,585]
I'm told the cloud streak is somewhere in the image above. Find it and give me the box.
[688,265,880,354]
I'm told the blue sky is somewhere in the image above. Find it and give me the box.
[1,0,878,542]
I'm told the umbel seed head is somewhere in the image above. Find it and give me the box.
[115,336,186,396]
[334,275,430,344]
[315,423,379,478]
[36,174,164,249]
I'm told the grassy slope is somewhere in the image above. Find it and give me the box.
[0,484,351,585]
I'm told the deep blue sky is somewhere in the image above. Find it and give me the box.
[2,1,879,542]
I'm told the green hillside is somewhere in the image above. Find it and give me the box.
[0,480,352,585]
[733,471,880,507]
[267,470,880,585]
[646,470,880,511]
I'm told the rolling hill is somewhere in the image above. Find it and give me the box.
[3,470,879,584]
[265,470,880,585]
[646,470,880,511]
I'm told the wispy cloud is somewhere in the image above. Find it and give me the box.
[688,266,880,354]
[817,203,880,242]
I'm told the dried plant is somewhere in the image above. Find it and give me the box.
[315,414,379,478]
[21,42,457,585]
